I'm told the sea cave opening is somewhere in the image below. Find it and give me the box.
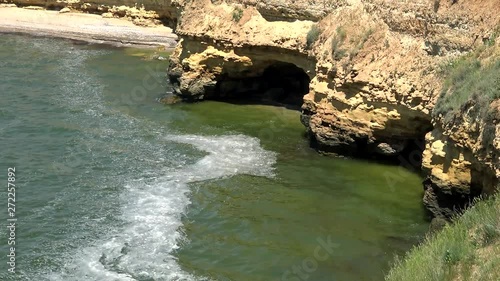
[213,61,311,110]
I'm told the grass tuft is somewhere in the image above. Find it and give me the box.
[385,195,500,281]
[306,24,321,50]
[232,7,243,22]
[433,55,500,122]
[331,26,347,60]
[485,26,499,46]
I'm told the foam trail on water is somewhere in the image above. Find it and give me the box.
[165,134,277,180]
[46,134,276,281]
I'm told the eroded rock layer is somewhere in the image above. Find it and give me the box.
[167,0,318,106]
[422,100,500,219]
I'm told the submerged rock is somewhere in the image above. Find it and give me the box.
[422,99,500,219]
[158,92,182,105]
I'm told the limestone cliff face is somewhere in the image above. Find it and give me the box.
[302,0,499,158]
[221,0,346,21]
[422,99,500,219]
[166,0,499,218]
[167,0,316,103]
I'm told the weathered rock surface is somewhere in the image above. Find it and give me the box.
[222,0,347,21]
[422,98,500,219]
[167,0,316,103]
[303,0,499,158]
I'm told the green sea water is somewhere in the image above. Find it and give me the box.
[0,34,429,281]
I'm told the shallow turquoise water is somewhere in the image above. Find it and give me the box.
[0,34,428,281]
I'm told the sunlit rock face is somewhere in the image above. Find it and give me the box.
[422,100,500,219]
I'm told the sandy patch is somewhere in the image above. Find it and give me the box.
[0,7,178,48]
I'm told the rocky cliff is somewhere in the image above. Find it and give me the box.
[167,0,317,104]
[422,45,500,219]
[423,109,500,219]
[166,0,499,219]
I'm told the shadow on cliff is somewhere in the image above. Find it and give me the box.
[209,61,311,111]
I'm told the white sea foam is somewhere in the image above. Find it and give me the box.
[46,134,276,281]
[23,39,277,280]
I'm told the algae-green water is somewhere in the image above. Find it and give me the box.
[0,34,429,281]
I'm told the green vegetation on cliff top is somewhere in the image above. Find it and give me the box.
[232,7,243,22]
[386,195,500,281]
[306,24,320,49]
[433,55,500,121]
[433,31,500,122]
